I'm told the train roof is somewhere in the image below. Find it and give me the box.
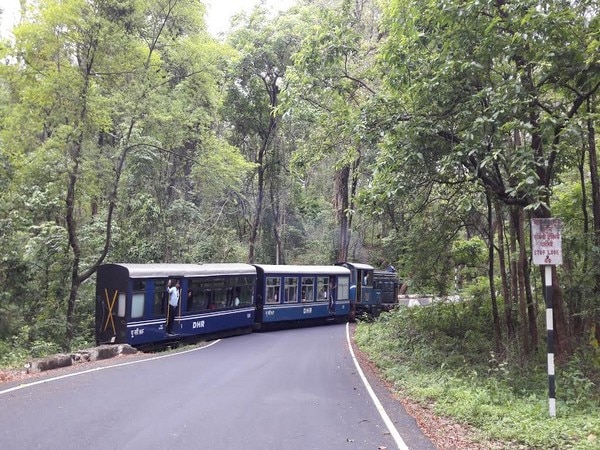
[373,269,399,278]
[100,263,257,278]
[253,264,351,276]
[337,262,374,271]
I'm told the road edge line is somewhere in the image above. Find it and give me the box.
[0,339,221,396]
[345,322,410,450]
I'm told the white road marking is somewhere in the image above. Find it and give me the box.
[0,340,221,396]
[346,322,410,450]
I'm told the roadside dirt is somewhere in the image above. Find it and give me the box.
[348,325,515,450]
[0,351,153,386]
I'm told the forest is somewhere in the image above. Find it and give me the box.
[0,0,599,426]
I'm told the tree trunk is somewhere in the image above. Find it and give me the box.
[248,74,279,263]
[571,143,588,341]
[586,97,600,344]
[65,52,93,349]
[65,151,83,349]
[520,208,538,351]
[496,201,514,339]
[509,208,520,350]
[512,207,530,356]
[270,176,284,265]
[487,191,502,352]
[248,162,265,264]
[334,165,350,262]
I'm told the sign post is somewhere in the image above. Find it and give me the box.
[531,218,562,418]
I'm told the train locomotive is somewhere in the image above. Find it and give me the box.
[337,262,400,317]
[95,262,398,347]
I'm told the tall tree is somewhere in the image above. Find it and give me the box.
[224,6,305,263]
[287,0,382,262]
[376,0,599,358]
[0,0,220,349]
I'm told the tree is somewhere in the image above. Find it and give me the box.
[223,5,306,263]
[286,0,383,262]
[375,0,599,358]
[0,0,223,349]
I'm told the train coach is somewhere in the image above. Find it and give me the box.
[253,264,351,329]
[95,263,257,346]
[95,262,353,346]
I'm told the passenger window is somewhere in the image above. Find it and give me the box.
[118,293,126,317]
[284,277,298,303]
[337,276,349,301]
[266,277,281,304]
[186,288,195,311]
[153,279,167,316]
[317,277,329,301]
[131,279,145,318]
[301,277,315,302]
[362,271,372,286]
[213,279,227,309]
[187,279,205,312]
[131,293,144,318]
[233,276,254,306]
[198,281,214,310]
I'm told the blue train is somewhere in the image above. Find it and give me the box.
[337,262,400,316]
[95,262,399,346]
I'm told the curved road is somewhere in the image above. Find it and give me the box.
[0,324,435,450]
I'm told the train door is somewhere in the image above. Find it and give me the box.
[356,268,373,304]
[95,264,129,345]
[162,277,184,335]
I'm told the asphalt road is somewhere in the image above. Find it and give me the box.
[0,324,436,450]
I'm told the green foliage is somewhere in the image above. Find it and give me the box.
[0,325,62,369]
[0,0,597,378]
[559,353,600,409]
[355,306,600,449]
[376,0,598,211]
[0,340,29,369]
[0,0,236,352]
[451,238,487,267]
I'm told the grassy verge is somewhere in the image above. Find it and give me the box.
[354,306,600,450]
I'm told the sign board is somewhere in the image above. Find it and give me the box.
[531,218,563,266]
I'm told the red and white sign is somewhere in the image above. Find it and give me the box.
[531,218,563,266]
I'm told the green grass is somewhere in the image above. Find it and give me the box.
[354,307,600,450]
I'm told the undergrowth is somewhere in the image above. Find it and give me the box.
[0,325,93,370]
[354,304,600,450]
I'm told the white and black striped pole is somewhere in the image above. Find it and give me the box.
[531,218,562,418]
[544,264,556,418]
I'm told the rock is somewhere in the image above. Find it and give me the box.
[28,354,72,374]
[26,344,137,374]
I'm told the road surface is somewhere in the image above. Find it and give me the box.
[0,324,435,450]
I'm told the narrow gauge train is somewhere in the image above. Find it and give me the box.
[336,262,400,317]
[95,263,354,346]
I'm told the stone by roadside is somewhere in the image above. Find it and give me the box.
[0,344,138,384]
[26,344,138,373]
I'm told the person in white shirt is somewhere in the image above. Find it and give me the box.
[166,279,180,335]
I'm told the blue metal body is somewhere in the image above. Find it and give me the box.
[96,262,360,346]
[337,262,381,316]
[95,263,257,346]
[373,269,400,310]
[253,264,352,328]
